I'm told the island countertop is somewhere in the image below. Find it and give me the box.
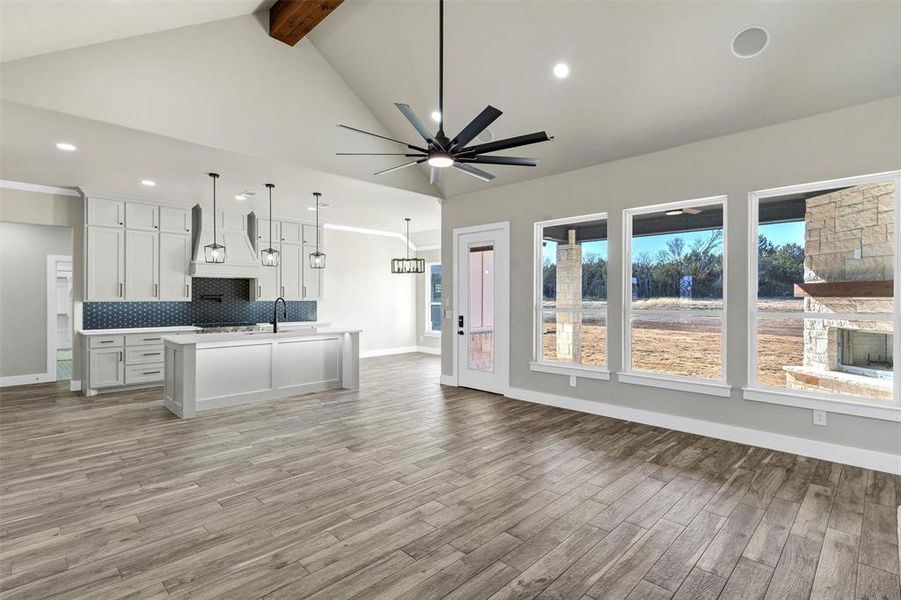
[162,326,361,347]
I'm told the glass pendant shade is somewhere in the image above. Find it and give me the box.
[204,172,226,263]
[391,217,424,274]
[204,243,226,263]
[309,251,326,269]
[261,247,280,267]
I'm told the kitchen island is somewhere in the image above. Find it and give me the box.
[162,326,360,418]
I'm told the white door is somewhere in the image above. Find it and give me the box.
[302,246,322,299]
[455,223,509,394]
[87,226,125,300]
[159,233,191,300]
[280,243,303,300]
[125,230,159,300]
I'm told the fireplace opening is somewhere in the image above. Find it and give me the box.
[837,329,894,380]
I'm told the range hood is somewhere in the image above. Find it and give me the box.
[190,204,260,279]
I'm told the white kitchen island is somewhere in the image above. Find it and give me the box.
[162,327,360,418]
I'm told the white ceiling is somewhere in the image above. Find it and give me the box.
[0,0,270,62]
[0,101,441,234]
[310,0,901,196]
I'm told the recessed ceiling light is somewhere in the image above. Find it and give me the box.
[732,26,769,59]
[55,142,77,151]
[431,111,442,122]
[141,180,156,187]
[665,209,684,216]
[235,194,247,201]
[553,63,570,79]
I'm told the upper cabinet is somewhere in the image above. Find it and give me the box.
[159,207,191,234]
[87,197,124,228]
[302,225,323,247]
[281,222,303,245]
[87,226,125,300]
[125,203,159,231]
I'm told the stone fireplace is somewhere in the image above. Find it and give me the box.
[783,182,894,400]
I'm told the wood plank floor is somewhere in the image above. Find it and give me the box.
[1,353,899,599]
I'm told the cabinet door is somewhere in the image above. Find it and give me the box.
[90,348,124,388]
[281,222,303,245]
[280,244,303,300]
[125,203,159,231]
[159,233,191,301]
[87,226,125,300]
[257,218,280,250]
[125,230,159,300]
[87,197,124,227]
[302,225,323,246]
[159,207,191,234]
[302,246,322,300]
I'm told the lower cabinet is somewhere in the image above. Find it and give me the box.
[89,348,124,388]
[85,333,174,393]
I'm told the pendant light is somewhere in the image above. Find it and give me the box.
[204,173,226,263]
[391,218,425,274]
[309,192,326,269]
[261,183,279,267]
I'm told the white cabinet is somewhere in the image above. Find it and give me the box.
[280,244,303,300]
[125,230,159,300]
[90,348,124,388]
[87,226,125,300]
[281,222,303,245]
[87,197,124,227]
[159,233,191,301]
[258,219,280,249]
[125,203,159,231]
[159,207,191,234]
[302,248,322,300]
[302,225,323,246]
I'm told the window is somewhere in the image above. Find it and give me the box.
[425,262,442,335]
[748,172,900,415]
[533,213,608,374]
[623,197,728,394]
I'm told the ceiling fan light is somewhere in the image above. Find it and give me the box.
[427,153,454,168]
[665,209,684,216]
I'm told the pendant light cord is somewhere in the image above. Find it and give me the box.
[314,193,321,252]
[210,173,218,245]
[266,183,274,248]
[438,0,444,135]
[405,218,411,260]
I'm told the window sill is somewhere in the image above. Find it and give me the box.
[743,387,901,422]
[529,362,611,381]
[618,371,732,397]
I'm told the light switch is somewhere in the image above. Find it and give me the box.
[569,375,577,387]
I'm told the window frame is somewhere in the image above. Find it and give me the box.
[622,195,730,396]
[424,261,442,337]
[531,212,610,379]
[745,171,901,420]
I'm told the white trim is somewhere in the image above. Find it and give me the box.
[324,223,417,251]
[505,386,901,475]
[360,346,420,358]
[743,387,901,422]
[618,371,733,397]
[439,374,456,386]
[529,362,611,381]
[0,179,80,197]
[622,195,729,384]
[417,244,441,251]
[748,170,901,409]
[416,346,441,356]
[0,373,56,388]
[69,379,82,392]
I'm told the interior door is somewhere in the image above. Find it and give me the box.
[455,223,509,394]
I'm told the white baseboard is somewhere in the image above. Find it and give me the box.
[360,346,420,358]
[416,346,441,356]
[439,375,456,386]
[69,380,82,392]
[505,386,901,475]
[0,372,54,388]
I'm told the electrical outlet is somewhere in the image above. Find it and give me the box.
[569,375,577,387]
[813,410,827,426]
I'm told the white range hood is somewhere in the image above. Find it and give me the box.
[190,204,260,279]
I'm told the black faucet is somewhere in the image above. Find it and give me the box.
[272,297,287,333]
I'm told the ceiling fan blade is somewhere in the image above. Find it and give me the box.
[374,159,426,176]
[458,131,552,156]
[336,153,427,157]
[430,167,440,186]
[459,156,538,167]
[338,124,429,153]
[453,162,495,182]
[449,105,502,151]
[682,207,701,214]
[395,103,440,148]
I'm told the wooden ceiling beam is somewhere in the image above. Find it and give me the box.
[269,0,343,46]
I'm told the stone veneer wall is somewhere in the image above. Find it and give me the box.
[555,229,582,362]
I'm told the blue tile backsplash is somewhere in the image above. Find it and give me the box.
[83,278,317,329]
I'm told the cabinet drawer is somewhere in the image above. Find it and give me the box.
[125,363,164,385]
[126,333,165,346]
[125,346,164,365]
[89,335,124,348]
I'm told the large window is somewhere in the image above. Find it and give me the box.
[425,262,442,335]
[533,213,608,375]
[623,197,728,394]
[748,173,900,414]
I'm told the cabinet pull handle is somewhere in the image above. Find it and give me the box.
[154,283,158,297]
[258,285,262,296]
[303,285,307,297]
[119,351,123,361]
[185,284,189,297]
[99,340,114,344]
[119,283,123,297]
[143,370,161,375]
[142,352,161,356]
[281,285,285,296]
[143,338,160,342]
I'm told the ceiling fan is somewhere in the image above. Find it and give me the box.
[336,0,553,185]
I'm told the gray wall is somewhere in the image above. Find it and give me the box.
[0,186,83,382]
[416,247,441,351]
[441,96,901,456]
[0,221,73,377]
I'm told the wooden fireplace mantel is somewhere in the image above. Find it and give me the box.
[793,280,894,298]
